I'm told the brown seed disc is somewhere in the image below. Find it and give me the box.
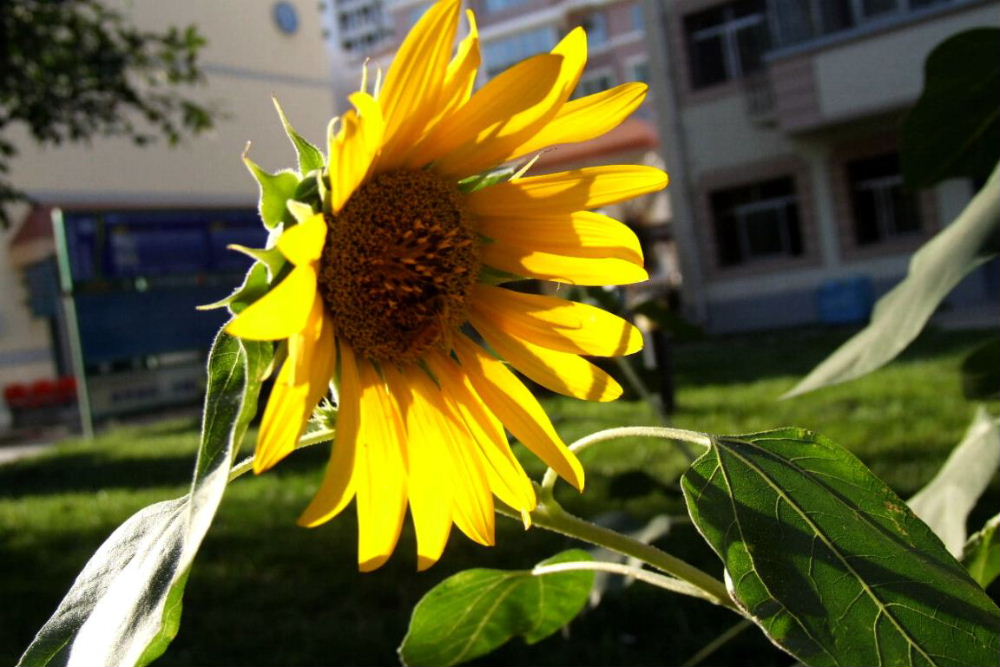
[319,169,479,364]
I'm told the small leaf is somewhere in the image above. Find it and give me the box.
[399,550,594,667]
[458,166,516,194]
[196,261,272,315]
[963,513,1000,588]
[902,28,1000,188]
[273,97,326,174]
[960,338,1000,400]
[908,406,1000,556]
[784,162,1000,397]
[682,428,1000,667]
[243,146,301,229]
[18,333,273,667]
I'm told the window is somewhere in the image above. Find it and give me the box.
[847,153,921,245]
[484,0,533,13]
[709,177,803,266]
[768,0,955,48]
[582,12,608,47]
[631,3,645,32]
[683,0,768,90]
[576,68,617,97]
[482,26,557,78]
[630,59,650,83]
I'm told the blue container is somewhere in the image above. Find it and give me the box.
[817,276,875,324]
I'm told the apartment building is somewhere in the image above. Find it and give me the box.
[372,0,677,284]
[645,0,999,332]
[332,0,394,57]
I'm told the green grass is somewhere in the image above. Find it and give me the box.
[1,326,996,666]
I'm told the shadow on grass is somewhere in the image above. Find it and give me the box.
[0,452,196,498]
[670,326,995,387]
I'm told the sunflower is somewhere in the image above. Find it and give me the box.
[227,0,668,572]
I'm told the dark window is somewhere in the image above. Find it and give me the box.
[683,1,767,90]
[847,153,921,245]
[710,176,803,266]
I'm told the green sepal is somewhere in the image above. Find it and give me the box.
[273,96,326,175]
[458,166,516,194]
[292,169,323,213]
[477,265,524,285]
[243,147,301,230]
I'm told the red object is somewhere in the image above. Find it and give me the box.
[3,383,30,409]
[55,376,78,404]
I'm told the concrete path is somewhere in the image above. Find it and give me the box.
[0,441,55,465]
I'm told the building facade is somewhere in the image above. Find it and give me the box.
[645,0,999,332]
[1,0,338,428]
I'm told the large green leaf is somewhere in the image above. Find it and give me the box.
[682,428,1000,667]
[962,513,1000,589]
[784,162,1000,398]
[18,333,272,667]
[902,28,1000,189]
[908,407,1000,556]
[399,550,594,667]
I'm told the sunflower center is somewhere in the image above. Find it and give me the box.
[318,169,479,363]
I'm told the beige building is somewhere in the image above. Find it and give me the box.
[1,0,339,428]
[646,0,999,332]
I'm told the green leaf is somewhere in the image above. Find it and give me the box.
[457,166,516,193]
[195,261,273,315]
[784,162,1000,398]
[681,427,1000,667]
[18,333,272,667]
[273,96,325,175]
[963,514,1000,589]
[960,338,1000,400]
[399,550,594,667]
[908,407,1000,556]
[902,28,1000,188]
[243,148,301,229]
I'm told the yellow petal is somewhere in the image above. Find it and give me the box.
[503,82,648,162]
[298,341,361,527]
[478,210,643,265]
[482,241,648,286]
[330,94,384,214]
[413,53,564,176]
[471,311,622,402]
[467,165,669,218]
[277,213,327,267]
[348,92,385,184]
[454,335,584,491]
[354,359,408,572]
[384,366,453,571]
[225,265,318,340]
[424,28,587,177]
[406,367,495,549]
[256,307,335,472]
[422,10,480,135]
[377,0,461,167]
[428,351,536,513]
[470,285,643,357]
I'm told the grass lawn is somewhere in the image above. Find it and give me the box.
[1,326,997,666]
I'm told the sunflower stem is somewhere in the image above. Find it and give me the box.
[540,426,712,493]
[531,560,721,604]
[512,500,738,612]
[227,428,336,483]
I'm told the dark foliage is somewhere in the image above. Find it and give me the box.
[0,0,217,226]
